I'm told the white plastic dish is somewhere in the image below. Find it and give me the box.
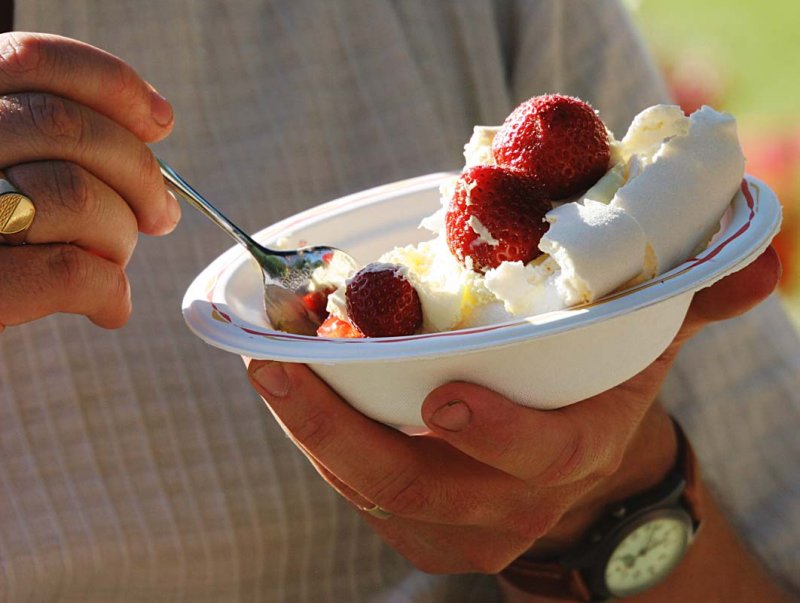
[183,173,782,432]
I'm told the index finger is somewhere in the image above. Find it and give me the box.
[0,32,173,142]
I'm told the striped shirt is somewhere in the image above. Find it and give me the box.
[2,1,799,600]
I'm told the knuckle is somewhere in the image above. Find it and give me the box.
[479,428,519,467]
[371,465,429,517]
[49,162,95,217]
[0,33,48,78]
[536,431,586,487]
[594,446,625,479]
[48,244,91,291]
[24,92,87,149]
[106,57,133,97]
[108,58,144,112]
[289,410,337,453]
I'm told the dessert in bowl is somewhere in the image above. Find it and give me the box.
[183,96,782,432]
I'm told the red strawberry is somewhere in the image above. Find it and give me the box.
[492,94,610,199]
[302,286,336,320]
[316,314,364,338]
[445,165,551,273]
[345,263,423,337]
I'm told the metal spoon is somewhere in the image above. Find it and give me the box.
[159,158,358,336]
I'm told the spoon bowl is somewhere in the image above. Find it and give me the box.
[159,158,357,335]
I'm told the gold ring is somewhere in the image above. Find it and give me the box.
[0,170,36,245]
[358,503,393,520]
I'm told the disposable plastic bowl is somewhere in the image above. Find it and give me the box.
[183,173,782,433]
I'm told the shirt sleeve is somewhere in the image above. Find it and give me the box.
[506,0,672,136]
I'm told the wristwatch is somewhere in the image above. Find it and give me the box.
[500,421,703,601]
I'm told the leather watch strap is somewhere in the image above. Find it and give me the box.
[673,419,703,524]
[500,560,592,601]
[499,418,702,600]
[0,0,13,34]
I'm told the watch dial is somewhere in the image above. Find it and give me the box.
[604,516,690,597]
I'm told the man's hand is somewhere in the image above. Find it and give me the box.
[247,246,780,575]
[0,32,179,332]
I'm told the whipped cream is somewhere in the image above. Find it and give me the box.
[328,104,745,332]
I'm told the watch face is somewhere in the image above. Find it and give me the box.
[604,511,692,598]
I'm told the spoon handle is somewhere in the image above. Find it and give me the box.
[158,157,266,259]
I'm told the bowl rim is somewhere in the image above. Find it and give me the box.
[182,173,782,363]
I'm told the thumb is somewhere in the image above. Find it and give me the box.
[420,383,604,486]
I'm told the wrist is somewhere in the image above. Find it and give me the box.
[501,422,790,603]
[501,413,703,602]
[531,406,678,557]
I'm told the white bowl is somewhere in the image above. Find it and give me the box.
[183,173,782,433]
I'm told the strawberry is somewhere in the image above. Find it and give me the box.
[445,165,551,273]
[345,263,423,337]
[492,94,610,199]
[316,314,364,338]
[302,286,336,321]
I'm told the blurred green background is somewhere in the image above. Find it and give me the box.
[628,0,800,329]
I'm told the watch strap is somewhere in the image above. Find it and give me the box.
[500,561,592,601]
[673,419,703,525]
[499,418,701,600]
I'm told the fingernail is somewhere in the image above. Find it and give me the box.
[164,189,181,229]
[150,189,180,235]
[149,85,173,127]
[252,361,291,398]
[430,400,471,432]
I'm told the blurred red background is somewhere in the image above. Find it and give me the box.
[631,1,800,327]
